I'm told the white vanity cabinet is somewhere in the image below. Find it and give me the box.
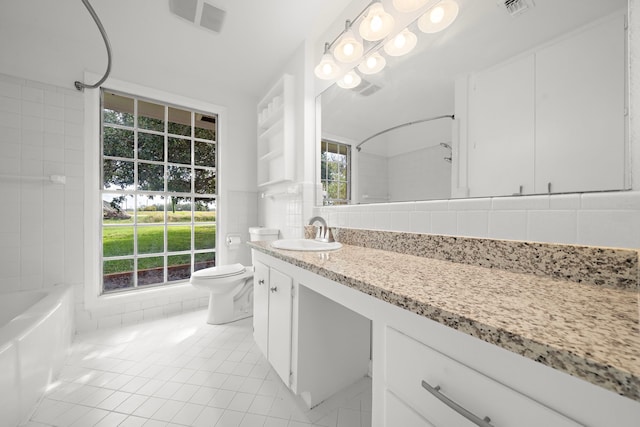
[252,260,293,386]
[251,251,371,408]
[252,248,640,426]
[465,12,627,197]
[384,327,581,427]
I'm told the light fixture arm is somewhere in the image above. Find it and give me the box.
[322,1,377,52]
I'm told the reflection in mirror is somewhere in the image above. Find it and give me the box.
[319,0,628,205]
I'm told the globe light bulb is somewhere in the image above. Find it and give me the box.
[314,46,341,80]
[344,74,354,85]
[384,29,416,57]
[334,24,364,63]
[337,70,362,89]
[371,15,382,32]
[359,2,395,41]
[343,42,355,57]
[358,52,386,75]
[418,0,459,34]
[430,6,445,23]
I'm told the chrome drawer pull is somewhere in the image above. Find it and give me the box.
[421,380,494,427]
[270,286,278,293]
[258,279,265,285]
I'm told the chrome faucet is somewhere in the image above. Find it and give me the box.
[308,216,333,243]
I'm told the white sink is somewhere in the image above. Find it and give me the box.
[270,239,342,252]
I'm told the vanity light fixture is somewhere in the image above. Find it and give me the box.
[359,1,395,41]
[418,0,460,33]
[358,51,386,75]
[392,0,429,13]
[314,0,460,85]
[314,43,342,80]
[384,28,417,56]
[333,20,364,63]
[337,70,362,89]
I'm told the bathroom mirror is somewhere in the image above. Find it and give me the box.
[318,0,628,205]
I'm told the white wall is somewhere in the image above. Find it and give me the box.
[388,147,451,202]
[358,152,389,203]
[0,74,84,293]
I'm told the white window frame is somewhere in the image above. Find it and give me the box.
[320,138,352,205]
[84,74,227,311]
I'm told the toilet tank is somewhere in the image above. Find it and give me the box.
[249,227,280,242]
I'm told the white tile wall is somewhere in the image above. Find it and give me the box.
[0,74,83,292]
[258,183,314,240]
[0,73,215,332]
[314,191,640,249]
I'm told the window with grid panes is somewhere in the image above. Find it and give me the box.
[101,90,218,293]
[321,140,351,205]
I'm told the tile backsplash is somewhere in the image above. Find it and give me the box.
[331,228,639,290]
[314,191,640,250]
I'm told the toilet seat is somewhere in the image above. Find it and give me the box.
[192,263,246,280]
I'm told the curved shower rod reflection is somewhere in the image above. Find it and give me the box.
[74,0,112,91]
[355,114,455,152]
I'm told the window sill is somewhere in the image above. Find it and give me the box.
[84,280,208,312]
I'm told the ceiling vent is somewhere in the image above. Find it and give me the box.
[500,0,534,17]
[354,79,383,97]
[169,0,226,34]
[200,3,226,33]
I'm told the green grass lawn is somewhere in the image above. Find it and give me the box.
[103,224,215,274]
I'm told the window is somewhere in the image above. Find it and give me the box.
[320,140,351,205]
[101,90,217,293]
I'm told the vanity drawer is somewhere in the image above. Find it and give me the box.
[385,327,581,427]
[386,389,435,427]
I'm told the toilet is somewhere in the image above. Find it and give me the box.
[190,227,279,324]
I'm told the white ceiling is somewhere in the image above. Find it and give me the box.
[0,0,348,98]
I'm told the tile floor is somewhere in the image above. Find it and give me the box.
[25,310,372,427]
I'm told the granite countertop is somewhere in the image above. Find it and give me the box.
[248,240,640,403]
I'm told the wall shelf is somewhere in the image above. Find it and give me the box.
[257,74,294,188]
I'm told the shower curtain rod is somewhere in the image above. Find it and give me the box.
[74,0,112,91]
[355,114,455,152]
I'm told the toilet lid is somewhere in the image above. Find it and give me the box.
[192,263,246,279]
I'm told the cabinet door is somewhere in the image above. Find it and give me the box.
[267,267,293,386]
[535,14,626,193]
[253,261,269,358]
[467,54,535,197]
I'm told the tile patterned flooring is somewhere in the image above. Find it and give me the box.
[25,310,372,427]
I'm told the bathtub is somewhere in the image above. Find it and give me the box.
[0,285,74,426]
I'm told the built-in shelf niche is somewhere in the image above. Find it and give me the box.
[257,74,294,187]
